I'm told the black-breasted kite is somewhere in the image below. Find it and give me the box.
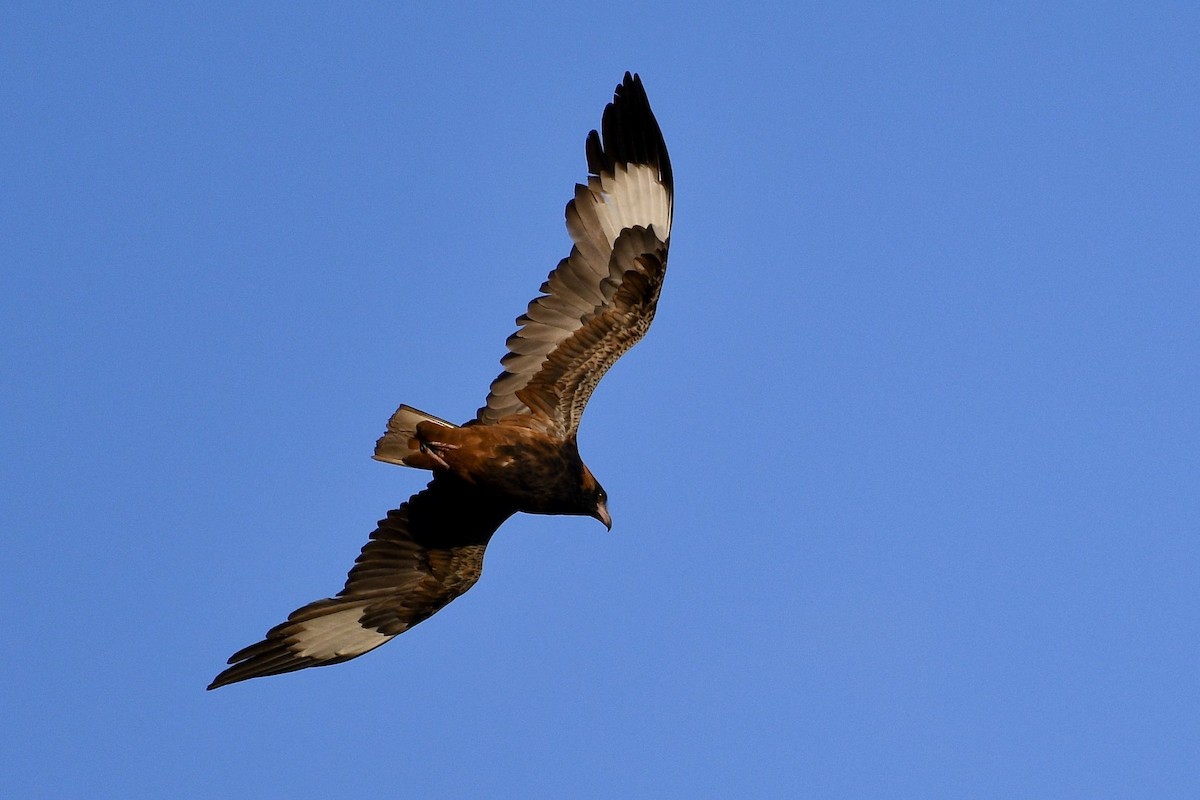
[209,72,673,689]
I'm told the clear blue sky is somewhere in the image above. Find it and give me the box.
[3,3,1197,797]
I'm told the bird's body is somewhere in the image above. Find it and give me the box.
[210,72,672,690]
[399,416,605,519]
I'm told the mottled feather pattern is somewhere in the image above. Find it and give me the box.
[518,228,667,436]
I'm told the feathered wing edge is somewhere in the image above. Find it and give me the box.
[477,72,673,432]
[518,227,668,434]
[208,477,514,689]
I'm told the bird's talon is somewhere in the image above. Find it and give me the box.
[419,440,454,469]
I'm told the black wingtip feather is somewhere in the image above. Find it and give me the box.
[207,650,327,690]
[588,72,673,196]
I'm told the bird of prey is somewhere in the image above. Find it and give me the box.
[208,73,673,689]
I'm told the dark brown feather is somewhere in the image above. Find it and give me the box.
[208,477,513,689]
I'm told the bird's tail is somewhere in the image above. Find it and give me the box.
[372,404,457,467]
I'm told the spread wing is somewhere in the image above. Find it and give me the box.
[208,477,514,689]
[477,72,673,437]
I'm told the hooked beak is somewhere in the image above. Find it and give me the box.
[593,501,612,531]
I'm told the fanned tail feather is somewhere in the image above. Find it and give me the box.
[373,405,456,467]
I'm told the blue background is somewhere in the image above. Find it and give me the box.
[4,3,1197,797]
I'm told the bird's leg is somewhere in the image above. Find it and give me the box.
[418,439,460,470]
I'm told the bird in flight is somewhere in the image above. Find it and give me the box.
[208,73,673,689]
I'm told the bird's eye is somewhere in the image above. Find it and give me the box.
[598,489,607,502]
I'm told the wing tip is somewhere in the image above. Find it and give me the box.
[208,632,361,690]
[207,652,323,690]
[589,71,673,194]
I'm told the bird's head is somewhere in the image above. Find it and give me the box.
[591,485,611,530]
[580,464,612,530]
